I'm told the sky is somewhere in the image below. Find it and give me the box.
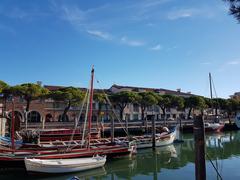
[0,0,239,98]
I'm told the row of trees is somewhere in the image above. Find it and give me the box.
[0,80,84,122]
[1,80,240,124]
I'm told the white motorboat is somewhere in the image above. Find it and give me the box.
[24,155,106,173]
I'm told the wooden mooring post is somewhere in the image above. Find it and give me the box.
[194,115,206,180]
[111,119,115,143]
[152,117,156,148]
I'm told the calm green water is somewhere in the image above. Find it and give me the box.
[1,131,240,180]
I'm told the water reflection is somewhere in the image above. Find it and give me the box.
[104,131,240,180]
[1,131,240,180]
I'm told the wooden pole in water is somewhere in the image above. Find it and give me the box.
[194,115,206,180]
[111,118,114,143]
[11,98,15,151]
[152,115,156,148]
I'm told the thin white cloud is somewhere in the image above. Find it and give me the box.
[150,44,162,51]
[167,6,217,21]
[87,30,112,40]
[227,61,240,65]
[121,36,145,47]
[167,9,195,20]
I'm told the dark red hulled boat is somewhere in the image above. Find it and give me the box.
[0,67,136,168]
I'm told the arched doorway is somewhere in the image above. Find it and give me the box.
[58,114,69,122]
[27,111,41,122]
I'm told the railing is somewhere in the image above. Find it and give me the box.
[18,118,231,131]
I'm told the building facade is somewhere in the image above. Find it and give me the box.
[1,84,196,130]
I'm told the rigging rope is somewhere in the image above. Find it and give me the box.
[81,88,90,147]
[67,85,90,149]
[95,76,129,136]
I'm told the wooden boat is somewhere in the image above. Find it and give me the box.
[0,67,136,168]
[204,122,224,133]
[116,127,177,149]
[205,73,225,133]
[20,128,100,142]
[24,155,106,173]
[135,131,176,149]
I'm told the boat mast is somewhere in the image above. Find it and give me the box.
[209,73,214,117]
[11,98,15,151]
[88,66,94,148]
[209,73,213,100]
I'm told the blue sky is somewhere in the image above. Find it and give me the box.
[0,0,239,98]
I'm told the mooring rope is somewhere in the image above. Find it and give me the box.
[206,153,223,180]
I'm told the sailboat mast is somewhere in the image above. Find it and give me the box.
[11,98,15,151]
[88,66,94,148]
[209,73,213,100]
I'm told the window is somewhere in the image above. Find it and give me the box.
[27,111,41,122]
[173,114,176,118]
[154,106,159,112]
[133,114,139,120]
[133,104,139,112]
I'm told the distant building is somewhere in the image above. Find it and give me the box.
[230,92,240,100]
[110,84,194,121]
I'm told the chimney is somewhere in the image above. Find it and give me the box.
[177,88,181,93]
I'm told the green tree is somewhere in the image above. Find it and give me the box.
[137,92,158,122]
[157,95,172,121]
[224,99,240,123]
[0,80,8,94]
[184,96,206,119]
[50,87,84,122]
[224,0,240,22]
[93,92,107,125]
[110,91,139,120]
[14,83,49,112]
[171,96,185,110]
[212,98,227,116]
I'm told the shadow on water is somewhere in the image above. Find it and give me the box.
[1,131,240,180]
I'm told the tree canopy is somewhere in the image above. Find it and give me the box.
[49,87,84,121]
[15,83,49,111]
[185,96,206,119]
[110,91,139,120]
[0,80,8,94]
[224,0,240,22]
[137,92,158,120]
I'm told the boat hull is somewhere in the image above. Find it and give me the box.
[24,156,106,173]
[136,131,176,149]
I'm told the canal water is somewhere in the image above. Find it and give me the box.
[1,131,240,180]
